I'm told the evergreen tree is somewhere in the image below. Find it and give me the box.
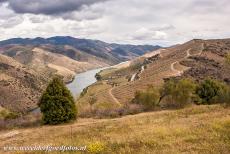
[39,77,77,125]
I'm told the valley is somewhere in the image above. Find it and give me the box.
[0,37,230,154]
[0,0,229,153]
[0,36,159,114]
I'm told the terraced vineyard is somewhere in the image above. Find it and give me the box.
[112,40,205,104]
[77,39,230,116]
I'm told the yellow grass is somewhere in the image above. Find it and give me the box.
[0,105,230,154]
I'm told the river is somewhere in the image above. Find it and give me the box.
[66,67,108,98]
[30,67,108,114]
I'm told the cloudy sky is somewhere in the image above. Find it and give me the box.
[0,0,229,46]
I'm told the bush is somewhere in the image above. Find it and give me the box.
[133,87,160,109]
[0,108,19,120]
[225,53,230,65]
[88,141,105,153]
[196,79,224,104]
[39,77,77,125]
[160,79,197,107]
[215,83,230,105]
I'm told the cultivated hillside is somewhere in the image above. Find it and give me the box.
[77,39,230,115]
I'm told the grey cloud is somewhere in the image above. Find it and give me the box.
[60,5,105,21]
[150,24,175,31]
[0,16,23,28]
[7,0,108,15]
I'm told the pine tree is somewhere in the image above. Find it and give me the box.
[39,77,77,125]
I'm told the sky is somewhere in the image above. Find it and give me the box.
[0,0,229,46]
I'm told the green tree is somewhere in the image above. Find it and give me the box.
[39,77,77,125]
[160,79,197,107]
[196,79,222,104]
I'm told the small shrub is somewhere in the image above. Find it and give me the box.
[0,108,19,120]
[214,82,230,105]
[4,112,19,120]
[196,79,221,104]
[88,141,105,153]
[225,53,230,65]
[133,87,160,110]
[160,79,197,107]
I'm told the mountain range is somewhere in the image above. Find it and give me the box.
[0,36,160,64]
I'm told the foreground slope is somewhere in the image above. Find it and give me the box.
[0,105,229,153]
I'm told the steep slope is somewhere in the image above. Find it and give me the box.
[111,39,230,104]
[3,46,107,82]
[0,54,48,113]
[77,39,230,110]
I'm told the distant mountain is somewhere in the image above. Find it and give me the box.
[0,36,161,64]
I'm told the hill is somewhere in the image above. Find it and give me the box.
[77,39,230,116]
[2,46,105,82]
[0,54,48,113]
[0,105,229,153]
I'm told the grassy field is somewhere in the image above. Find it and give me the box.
[0,104,230,154]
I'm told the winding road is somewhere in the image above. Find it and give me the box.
[170,43,204,76]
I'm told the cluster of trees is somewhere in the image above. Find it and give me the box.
[133,78,230,109]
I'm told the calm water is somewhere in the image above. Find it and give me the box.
[66,67,107,98]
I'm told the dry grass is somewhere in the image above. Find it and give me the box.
[0,105,230,154]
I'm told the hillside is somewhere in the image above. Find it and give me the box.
[0,45,108,113]
[2,46,106,82]
[0,105,229,153]
[0,54,48,113]
[77,39,230,116]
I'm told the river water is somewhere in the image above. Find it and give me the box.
[30,67,107,114]
[66,67,108,98]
